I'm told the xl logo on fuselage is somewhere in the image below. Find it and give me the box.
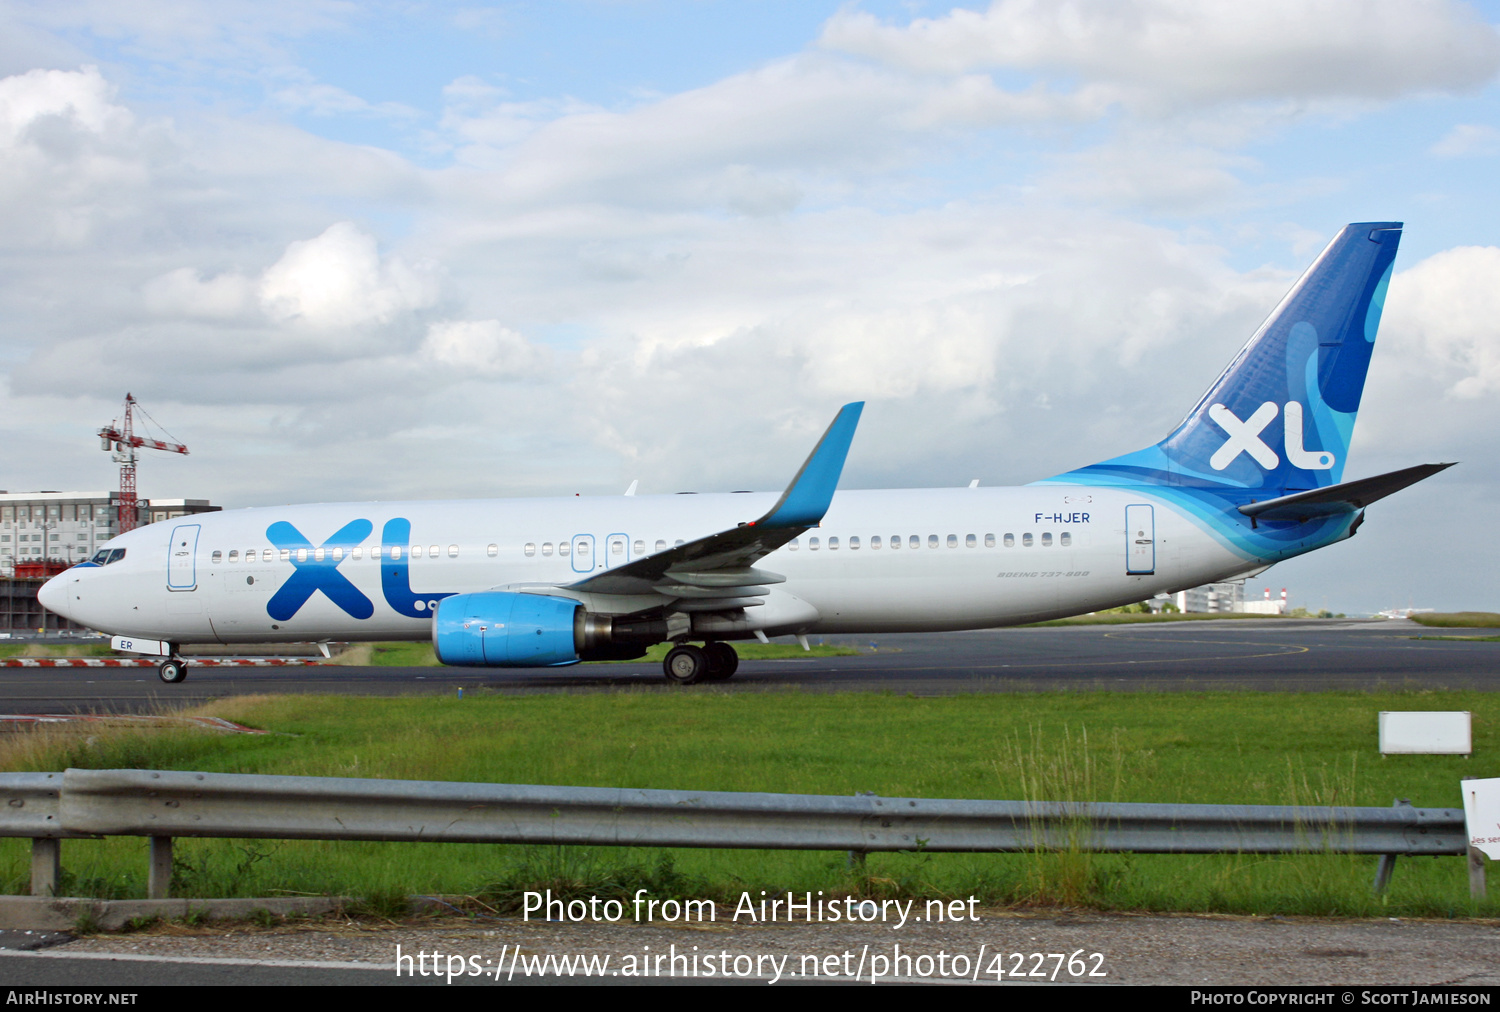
[265,517,454,622]
[1207,401,1334,472]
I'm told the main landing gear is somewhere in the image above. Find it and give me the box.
[662,642,739,685]
[157,657,189,684]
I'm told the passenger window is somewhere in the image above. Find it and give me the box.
[1041,532,1053,547]
[947,534,957,548]
[655,540,667,552]
[559,542,570,556]
[674,540,684,547]
[524,543,536,557]
[634,540,645,555]
[889,536,900,550]
[1022,533,1033,547]
[281,548,292,562]
[228,550,238,563]
[788,538,799,551]
[984,534,995,548]
[850,536,860,550]
[430,545,439,558]
[487,544,498,557]
[212,551,223,563]
[871,536,882,549]
[411,545,423,559]
[966,534,976,548]
[577,541,590,556]
[542,543,554,556]
[352,547,362,560]
[1060,532,1072,547]
[909,535,919,549]
[337,547,349,561]
[611,540,623,555]
[829,537,839,550]
[448,545,458,558]
[809,537,820,550]
[296,548,308,562]
[928,535,938,549]
[1004,534,1015,548]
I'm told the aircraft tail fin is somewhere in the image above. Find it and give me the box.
[1041,222,1402,492]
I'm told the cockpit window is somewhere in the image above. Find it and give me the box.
[91,548,127,566]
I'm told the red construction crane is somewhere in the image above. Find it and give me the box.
[98,393,189,533]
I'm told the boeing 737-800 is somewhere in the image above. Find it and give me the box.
[39,222,1450,685]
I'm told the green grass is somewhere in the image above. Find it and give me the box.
[0,643,114,659]
[1409,612,1500,628]
[3,690,1495,917]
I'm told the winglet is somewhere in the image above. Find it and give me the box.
[754,402,864,529]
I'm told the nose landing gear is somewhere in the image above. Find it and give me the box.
[157,658,188,683]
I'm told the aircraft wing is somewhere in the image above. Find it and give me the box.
[1237,462,1455,523]
[566,402,864,600]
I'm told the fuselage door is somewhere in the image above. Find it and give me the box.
[1125,505,1155,575]
[167,524,201,591]
[605,533,629,569]
[570,534,595,574]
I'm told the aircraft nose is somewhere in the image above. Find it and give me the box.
[37,573,71,621]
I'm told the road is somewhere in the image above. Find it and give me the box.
[3,619,1496,713]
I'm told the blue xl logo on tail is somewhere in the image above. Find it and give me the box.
[1208,401,1336,472]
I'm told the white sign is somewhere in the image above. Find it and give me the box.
[110,635,169,656]
[1378,711,1471,755]
[1463,778,1500,861]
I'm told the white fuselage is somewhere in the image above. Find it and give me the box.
[42,485,1259,645]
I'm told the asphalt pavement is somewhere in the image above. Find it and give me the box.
[2,619,1497,713]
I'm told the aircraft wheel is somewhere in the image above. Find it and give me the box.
[158,659,188,684]
[703,642,738,681]
[663,645,708,685]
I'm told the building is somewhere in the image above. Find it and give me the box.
[1160,582,1289,614]
[0,490,220,579]
[1240,587,1289,615]
[1167,581,1245,614]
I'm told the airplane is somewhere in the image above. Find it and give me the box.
[39,221,1452,686]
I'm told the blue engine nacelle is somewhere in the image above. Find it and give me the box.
[432,591,584,667]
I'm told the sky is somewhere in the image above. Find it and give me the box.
[2,0,1499,615]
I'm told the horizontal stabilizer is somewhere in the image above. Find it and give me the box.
[1238,462,1454,523]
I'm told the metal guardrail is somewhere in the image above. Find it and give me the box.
[0,769,1481,901]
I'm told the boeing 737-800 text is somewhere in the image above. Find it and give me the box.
[39,222,1451,685]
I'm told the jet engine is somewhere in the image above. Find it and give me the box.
[431,591,664,667]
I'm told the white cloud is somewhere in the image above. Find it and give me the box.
[435,53,1101,212]
[1382,245,1500,398]
[420,319,544,378]
[0,66,156,247]
[0,64,128,144]
[258,221,440,330]
[142,267,254,319]
[1430,122,1500,156]
[821,0,1500,109]
[270,70,421,121]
